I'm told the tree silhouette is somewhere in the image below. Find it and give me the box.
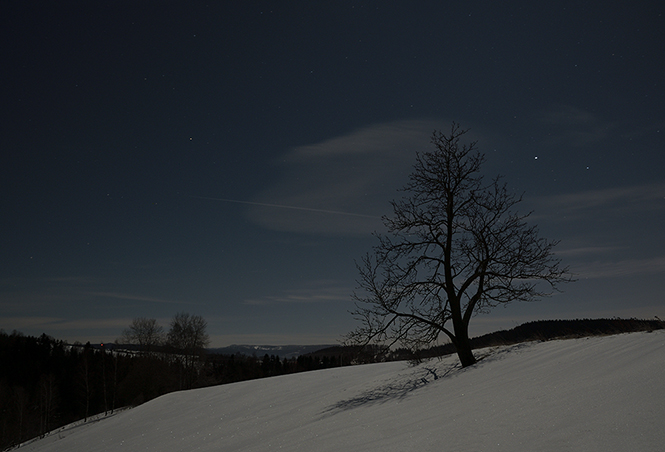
[119,317,164,356]
[167,312,210,389]
[346,124,573,367]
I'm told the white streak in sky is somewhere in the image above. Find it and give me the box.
[191,196,380,219]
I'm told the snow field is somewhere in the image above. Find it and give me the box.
[19,330,665,452]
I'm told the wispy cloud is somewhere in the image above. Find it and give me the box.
[0,316,130,333]
[573,256,665,279]
[243,280,352,306]
[0,277,189,317]
[530,182,665,220]
[244,119,444,235]
[191,196,379,219]
[540,105,598,126]
[553,246,627,258]
[550,183,665,211]
[538,105,612,147]
[87,292,187,304]
[0,277,95,310]
[0,316,158,345]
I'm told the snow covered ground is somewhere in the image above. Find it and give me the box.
[18,330,665,452]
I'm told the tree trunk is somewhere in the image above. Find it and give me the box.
[452,320,477,367]
[455,339,477,367]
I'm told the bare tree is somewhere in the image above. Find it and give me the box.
[167,312,210,389]
[12,386,28,445]
[119,317,164,356]
[78,343,92,421]
[38,373,58,437]
[346,124,573,367]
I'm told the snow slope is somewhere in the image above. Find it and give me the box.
[18,331,665,452]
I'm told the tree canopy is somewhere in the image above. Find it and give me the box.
[347,124,573,367]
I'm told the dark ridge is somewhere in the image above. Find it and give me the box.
[402,317,664,362]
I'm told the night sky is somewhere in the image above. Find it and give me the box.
[2,1,664,347]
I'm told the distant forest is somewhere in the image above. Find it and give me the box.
[0,332,353,449]
[1,318,662,449]
[393,317,664,362]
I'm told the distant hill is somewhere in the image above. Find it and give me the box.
[406,317,665,361]
[207,318,665,364]
[207,344,336,359]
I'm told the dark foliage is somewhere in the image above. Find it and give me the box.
[0,331,348,449]
[0,332,179,449]
[393,318,665,362]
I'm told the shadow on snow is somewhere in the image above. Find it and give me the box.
[320,341,534,416]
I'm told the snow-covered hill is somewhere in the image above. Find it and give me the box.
[18,331,665,452]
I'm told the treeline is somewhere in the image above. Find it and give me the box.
[0,331,348,449]
[472,317,664,347]
[0,331,183,449]
[206,350,354,385]
[393,317,665,362]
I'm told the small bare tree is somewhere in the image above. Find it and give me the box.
[167,312,210,389]
[119,317,164,356]
[347,124,573,367]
